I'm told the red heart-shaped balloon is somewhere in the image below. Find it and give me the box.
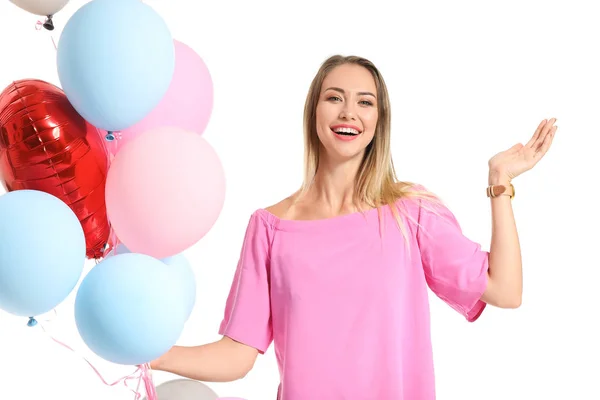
[0,79,110,259]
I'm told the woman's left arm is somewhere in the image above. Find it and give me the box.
[481,118,557,308]
[481,174,522,308]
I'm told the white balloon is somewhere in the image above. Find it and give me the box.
[142,379,220,400]
[9,0,70,16]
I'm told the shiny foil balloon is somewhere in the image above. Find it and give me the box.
[0,79,110,259]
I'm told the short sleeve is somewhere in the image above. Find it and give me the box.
[416,199,490,322]
[218,211,273,353]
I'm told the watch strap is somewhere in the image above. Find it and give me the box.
[486,183,515,199]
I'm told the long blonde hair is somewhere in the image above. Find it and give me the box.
[299,55,441,240]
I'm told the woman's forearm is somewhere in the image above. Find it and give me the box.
[150,337,259,382]
[481,173,523,308]
[480,117,556,308]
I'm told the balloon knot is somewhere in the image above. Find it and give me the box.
[105,131,116,141]
[43,15,55,31]
[27,317,38,327]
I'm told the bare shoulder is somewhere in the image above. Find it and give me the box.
[263,193,299,219]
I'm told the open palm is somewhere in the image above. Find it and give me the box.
[488,118,557,181]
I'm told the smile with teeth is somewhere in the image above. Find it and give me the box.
[332,127,361,136]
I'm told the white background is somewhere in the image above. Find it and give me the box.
[1,0,599,399]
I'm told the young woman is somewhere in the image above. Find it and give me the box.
[151,55,557,399]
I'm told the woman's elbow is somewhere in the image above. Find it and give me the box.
[236,361,255,380]
[493,290,522,309]
[501,294,522,309]
[484,295,521,309]
[482,281,522,309]
[212,361,255,382]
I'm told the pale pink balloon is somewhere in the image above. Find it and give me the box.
[105,127,225,259]
[116,40,214,151]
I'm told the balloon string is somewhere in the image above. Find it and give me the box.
[141,363,159,400]
[32,312,151,400]
[34,21,57,50]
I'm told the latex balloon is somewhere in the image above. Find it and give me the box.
[9,0,69,16]
[105,127,225,259]
[141,379,219,400]
[56,0,175,132]
[107,244,197,321]
[117,40,214,151]
[0,189,86,317]
[74,253,187,365]
[0,79,111,259]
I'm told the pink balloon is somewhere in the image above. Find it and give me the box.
[116,40,214,151]
[105,127,225,259]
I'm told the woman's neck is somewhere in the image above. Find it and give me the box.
[306,154,364,212]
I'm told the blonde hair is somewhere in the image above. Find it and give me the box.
[298,55,442,240]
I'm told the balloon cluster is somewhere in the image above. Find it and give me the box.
[0,0,223,368]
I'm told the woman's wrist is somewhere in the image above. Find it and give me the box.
[488,168,511,186]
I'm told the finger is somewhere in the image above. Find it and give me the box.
[533,117,557,151]
[534,126,556,159]
[525,119,547,148]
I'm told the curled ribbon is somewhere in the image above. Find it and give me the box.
[30,312,157,400]
[34,20,58,50]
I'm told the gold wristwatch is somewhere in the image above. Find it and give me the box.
[486,183,515,199]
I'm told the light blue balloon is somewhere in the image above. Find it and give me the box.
[110,244,196,320]
[56,0,175,132]
[0,190,86,317]
[74,253,187,365]
[162,254,197,320]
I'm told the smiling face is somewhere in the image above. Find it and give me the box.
[315,63,379,163]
